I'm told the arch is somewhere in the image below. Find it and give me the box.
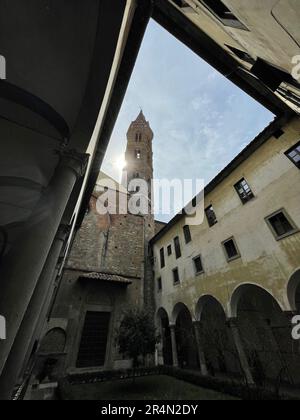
[171,302,193,325]
[39,328,66,354]
[173,303,198,369]
[195,295,225,322]
[231,283,300,386]
[287,269,300,312]
[198,295,241,377]
[230,282,285,319]
[156,307,172,366]
[156,307,170,325]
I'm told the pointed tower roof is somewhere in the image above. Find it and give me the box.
[127,110,153,138]
[135,110,146,123]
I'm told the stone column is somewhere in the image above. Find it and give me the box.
[229,318,255,385]
[0,150,88,380]
[170,324,179,368]
[193,321,208,376]
[0,224,71,399]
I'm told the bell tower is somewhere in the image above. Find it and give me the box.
[123,111,155,313]
[123,110,154,190]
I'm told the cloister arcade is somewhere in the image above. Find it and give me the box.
[156,271,300,387]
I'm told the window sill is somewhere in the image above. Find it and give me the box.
[196,271,205,276]
[240,196,256,206]
[275,229,300,241]
[226,255,241,263]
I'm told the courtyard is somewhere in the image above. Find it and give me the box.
[60,375,237,401]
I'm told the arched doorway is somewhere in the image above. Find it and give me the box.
[196,296,240,378]
[172,303,199,369]
[156,308,173,366]
[231,284,300,386]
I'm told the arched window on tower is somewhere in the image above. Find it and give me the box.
[135,149,141,159]
[139,133,142,141]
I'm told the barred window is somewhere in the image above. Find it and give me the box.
[266,210,298,240]
[223,238,240,262]
[285,141,300,169]
[183,225,192,244]
[205,205,217,227]
[234,178,254,204]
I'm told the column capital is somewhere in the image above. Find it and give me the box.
[169,323,176,330]
[58,149,89,179]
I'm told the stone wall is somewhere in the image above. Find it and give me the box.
[67,196,144,279]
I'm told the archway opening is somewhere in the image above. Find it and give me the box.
[232,284,300,387]
[173,303,199,369]
[198,296,241,378]
[156,308,173,366]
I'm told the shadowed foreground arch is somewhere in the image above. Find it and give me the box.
[156,308,173,366]
[197,295,241,377]
[231,284,300,386]
[172,303,199,369]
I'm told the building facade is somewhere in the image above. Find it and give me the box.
[152,114,300,386]
[157,0,300,115]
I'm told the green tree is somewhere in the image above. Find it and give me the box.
[116,309,157,373]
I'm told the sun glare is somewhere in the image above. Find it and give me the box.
[114,155,127,172]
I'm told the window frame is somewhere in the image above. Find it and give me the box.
[234,178,255,205]
[160,247,165,269]
[174,236,182,259]
[193,255,204,275]
[205,204,218,227]
[285,140,300,169]
[167,245,172,256]
[157,277,162,292]
[222,237,241,262]
[265,209,299,241]
[183,225,192,244]
[200,0,249,31]
[172,267,180,285]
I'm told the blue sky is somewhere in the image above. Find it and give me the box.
[102,20,274,222]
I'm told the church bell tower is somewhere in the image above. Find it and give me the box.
[123,111,155,312]
[123,110,154,194]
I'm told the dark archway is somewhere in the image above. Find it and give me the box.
[156,308,173,366]
[231,284,300,386]
[287,269,300,313]
[172,303,199,369]
[197,296,240,378]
